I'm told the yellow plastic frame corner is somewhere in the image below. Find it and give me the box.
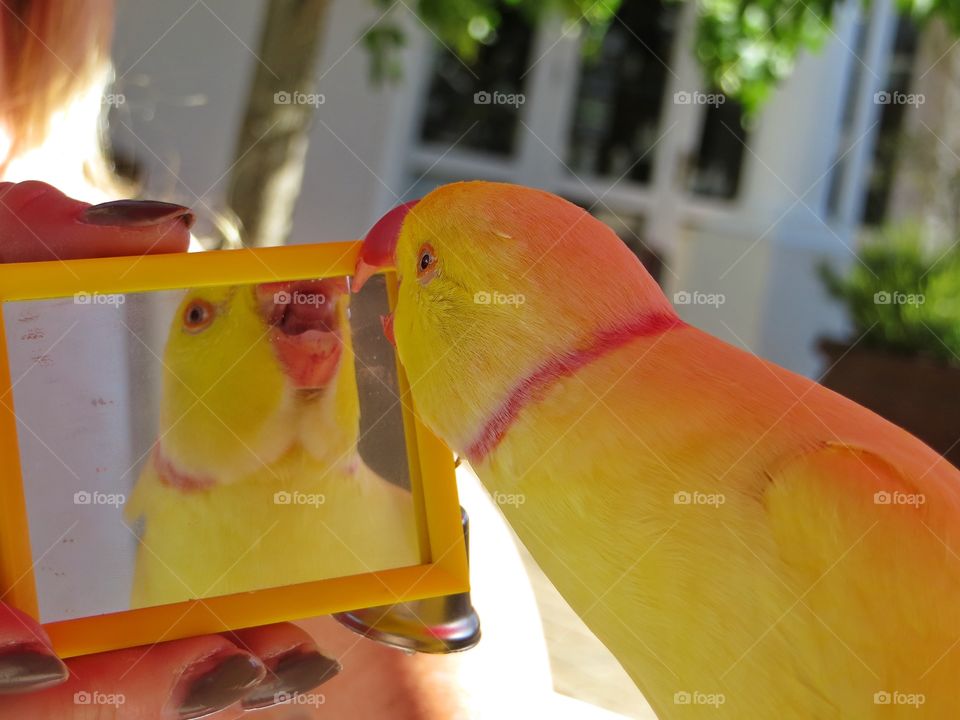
[0,242,467,658]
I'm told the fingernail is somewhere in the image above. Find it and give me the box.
[81,200,196,229]
[176,652,265,719]
[241,648,341,710]
[0,646,68,694]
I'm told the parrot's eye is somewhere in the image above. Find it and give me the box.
[416,243,437,284]
[183,299,215,333]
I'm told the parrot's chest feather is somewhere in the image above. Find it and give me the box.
[473,331,960,718]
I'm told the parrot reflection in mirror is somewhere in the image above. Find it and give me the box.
[6,274,419,622]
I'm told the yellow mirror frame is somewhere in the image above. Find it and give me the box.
[0,241,467,658]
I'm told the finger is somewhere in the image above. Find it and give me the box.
[0,633,265,720]
[0,180,193,263]
[222,623,340,711]
[0,604,68,694]
[0,603,53,651]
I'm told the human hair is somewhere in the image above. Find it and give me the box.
[0,0,124,193]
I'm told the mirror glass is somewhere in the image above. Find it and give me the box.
[3,275,420,623]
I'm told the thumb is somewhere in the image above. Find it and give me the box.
[0,181,193,263]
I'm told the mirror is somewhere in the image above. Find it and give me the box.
[3,274,420,623]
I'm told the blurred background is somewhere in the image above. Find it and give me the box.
[102,1,960,473]
[7,0,958,717]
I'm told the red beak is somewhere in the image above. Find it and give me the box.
[0,181,193,263]
[353,199,419,292]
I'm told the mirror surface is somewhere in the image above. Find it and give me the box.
[3,275,419,623]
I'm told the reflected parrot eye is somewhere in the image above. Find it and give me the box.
[416,243,437,284]
[183,299,215,333]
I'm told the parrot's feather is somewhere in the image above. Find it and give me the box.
[367,181,960,718]
[763,443,960,716]
[129,448,417,606]
[482,325,960,718]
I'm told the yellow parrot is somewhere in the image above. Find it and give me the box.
[354,181,960,718]
[126,277,419,607]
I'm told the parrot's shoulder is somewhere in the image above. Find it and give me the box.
[762,440,960,601]
[764,441,915,495]
[759,440,957,537]
[761,440,958,517]
[759,441,960,689]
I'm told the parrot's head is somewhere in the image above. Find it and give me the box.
[354,181,677,456]
[156,277,359,487]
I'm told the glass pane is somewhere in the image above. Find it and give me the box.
[825,17,871,218]
[567,0,681,183]
[862,17,920,225]
[5,275,420,623]
[419,7,534,156]
[687,98,748,200]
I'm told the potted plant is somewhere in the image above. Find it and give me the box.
[818,223,960,466]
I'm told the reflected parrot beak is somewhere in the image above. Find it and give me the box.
[255,277,348,390]
[352,199,419,292]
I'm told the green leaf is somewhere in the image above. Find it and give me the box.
[819,223,960,366]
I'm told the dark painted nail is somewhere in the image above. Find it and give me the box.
[177,653,265,719]
[241,649,341,710]
[81,200,195,229]
[0,648,68,694]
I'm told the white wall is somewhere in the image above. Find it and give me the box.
[667,0,876,376]
[110,0,421,244]
[5,293,179,623]
[110,0,261,211]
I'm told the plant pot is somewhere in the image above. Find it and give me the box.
[818,339,960,467]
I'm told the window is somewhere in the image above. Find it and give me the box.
[861,17,919,225]
[686,99,748,200]
[419,8,534,156]
[567,0,681,184]
[825,13,920,225]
